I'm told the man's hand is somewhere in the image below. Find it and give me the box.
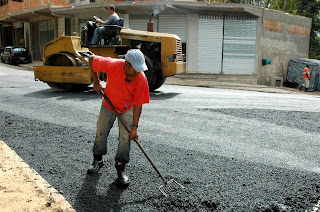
[89,55,102,94]
[93,82,103,94]
[96,18,103,24]
[130,127,138,140]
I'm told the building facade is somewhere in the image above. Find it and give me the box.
[0,0,312,85]
[0,0,69,60]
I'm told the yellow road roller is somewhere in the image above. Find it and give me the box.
[34,25,185,92]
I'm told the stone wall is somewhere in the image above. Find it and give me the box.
[257,9,312,85]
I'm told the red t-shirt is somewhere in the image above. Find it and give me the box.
[303,67,310,79]
[92,56,150,114]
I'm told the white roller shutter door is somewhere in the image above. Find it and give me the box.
[197,15,223,74]
[158,15,187,42]
[223,17,257,74]
[129,14,158,31]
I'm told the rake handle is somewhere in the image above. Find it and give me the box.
[100,90,168,184]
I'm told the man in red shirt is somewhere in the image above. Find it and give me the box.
[87,49,150,187]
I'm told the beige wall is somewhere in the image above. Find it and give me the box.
[257,9,312,85]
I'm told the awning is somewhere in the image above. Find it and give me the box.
[51,1,263,18]
[0,5,62,24]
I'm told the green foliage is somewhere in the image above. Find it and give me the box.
[295,0,320,59]
[267,0,296,12]
[228,0,296,11]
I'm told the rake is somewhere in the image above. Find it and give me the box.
[100,90,184,197]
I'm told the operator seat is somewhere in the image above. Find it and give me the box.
[100,18,124,45]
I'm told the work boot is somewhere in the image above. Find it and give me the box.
[87,154,103,174]
[115,161,130,187]
[305,87,308,92]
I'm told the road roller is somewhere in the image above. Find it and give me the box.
[33,21,185,92]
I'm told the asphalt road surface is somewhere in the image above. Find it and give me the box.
[1,63,320,211]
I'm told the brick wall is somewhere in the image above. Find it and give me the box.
[30,0,41,8]
[27,0,70,9]
[8,1,23,13]
[22,0,28,9]
[0,0,70,19]
[0,4,9,18]
[51,0,69,6]
[0,1,24,18]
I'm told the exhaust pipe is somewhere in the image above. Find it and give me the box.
[147,13,154,32]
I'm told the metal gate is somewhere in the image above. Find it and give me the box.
[197,15,223,74]
[158,15,187,43]
[222,16,257,74]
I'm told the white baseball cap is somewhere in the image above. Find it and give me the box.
[125,49,148,72]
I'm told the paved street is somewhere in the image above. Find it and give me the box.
[0,63,320,211]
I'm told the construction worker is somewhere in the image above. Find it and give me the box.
[87,49,150,187]
[300,64,310,92]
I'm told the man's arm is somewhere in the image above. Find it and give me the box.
[89,55,103,94]
[102,14,118,25]
[130,104,142,140]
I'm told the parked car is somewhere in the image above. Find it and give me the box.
[1,46,32,65]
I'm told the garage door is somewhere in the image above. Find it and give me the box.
[158,15,187,43]
[129,14,158,31]
[197,15,223,74]
[223,16,257,74]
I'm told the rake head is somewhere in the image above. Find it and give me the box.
[159,179,185,197]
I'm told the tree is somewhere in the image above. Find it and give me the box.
[228,0,296,11]
[266,0,296,12]
[295,0,320,59]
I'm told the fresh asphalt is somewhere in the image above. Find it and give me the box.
[0,62,320,211]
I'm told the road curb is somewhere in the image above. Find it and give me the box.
[0,140,75,211]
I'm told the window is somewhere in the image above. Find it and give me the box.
[0,0,8,6]
[4,48,11,53]
[12,48,27,53]
[65,18,71,36]
[1,0,22,6]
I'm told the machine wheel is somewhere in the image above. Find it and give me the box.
[150,64,166,91]
[44,53,88,92]
[47,82,74,92]
[1,57,4,63]
[144,55,156,90]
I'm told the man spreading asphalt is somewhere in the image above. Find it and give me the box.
[87,49,150,187]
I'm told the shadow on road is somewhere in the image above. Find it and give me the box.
[74,173,125,212]
[24,87,101,101]
[150,91,180,100]
[25,88,180,101]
